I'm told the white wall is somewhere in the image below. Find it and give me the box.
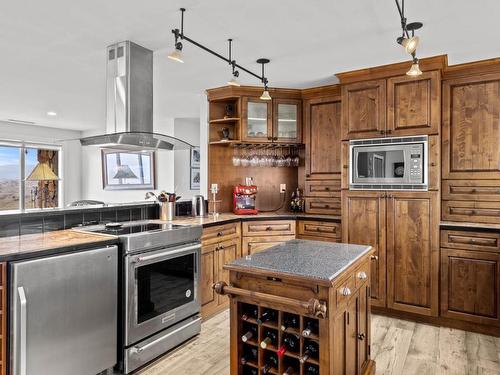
[0,121,82,206]
[174,117,200,200]
[199,95,209,198]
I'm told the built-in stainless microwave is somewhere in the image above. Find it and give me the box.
[349,136,428,190]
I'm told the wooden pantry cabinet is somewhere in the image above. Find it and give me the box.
[342,190,439,316]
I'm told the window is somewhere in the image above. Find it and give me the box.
[0,142,61,212]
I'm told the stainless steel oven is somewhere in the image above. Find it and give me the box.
[124,242,200,346]
[349,135,428,190]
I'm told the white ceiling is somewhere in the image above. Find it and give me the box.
[1,0,499,132]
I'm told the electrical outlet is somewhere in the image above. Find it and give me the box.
[280,184,286,193]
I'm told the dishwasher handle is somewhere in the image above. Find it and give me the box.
[18,286,27,375]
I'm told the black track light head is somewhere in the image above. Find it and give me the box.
[175,41,183,51]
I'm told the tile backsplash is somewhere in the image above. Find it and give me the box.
[0,203,159,238]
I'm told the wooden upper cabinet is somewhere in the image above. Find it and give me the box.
[273,98,302,143]
[386,191,439,317]
[442,73,500,179]
[341,79,386,140]
[342,191,386,307]
[241,97,272,142]
[387,71,440,136]
[304,96,342,179]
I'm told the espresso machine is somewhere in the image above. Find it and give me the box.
[233,177,258,215]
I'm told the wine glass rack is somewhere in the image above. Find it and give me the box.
[238,302,320,375]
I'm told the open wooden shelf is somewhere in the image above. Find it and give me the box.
[209,117,240,124]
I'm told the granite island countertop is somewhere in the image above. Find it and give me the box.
[0,229,118,261]
[224,239,373,286]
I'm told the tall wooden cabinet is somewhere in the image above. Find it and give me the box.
[342,191,439,316]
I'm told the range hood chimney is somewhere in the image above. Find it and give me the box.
[80,41,192,150]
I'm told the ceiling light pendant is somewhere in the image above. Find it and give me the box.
[406,57,423,76]
[168,41,184,63]
[226,39,241,86]
[257,58,271,100]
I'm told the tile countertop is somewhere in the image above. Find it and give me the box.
[167,212,341,228]
[0,229,118,262]
[225,239,373,286]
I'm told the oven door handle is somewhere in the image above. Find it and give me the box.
[133,244,201,264]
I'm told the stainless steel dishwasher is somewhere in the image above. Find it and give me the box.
[10,245,118,375]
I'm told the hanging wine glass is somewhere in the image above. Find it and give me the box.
[232,145,241,166]
[285,146,292,167]
[240,146,250,167]
[250,146,259,167]
[293,146,300,167]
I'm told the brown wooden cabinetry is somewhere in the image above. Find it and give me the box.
[386,191,439,316]
[440,229,500,326]
[242,220,296,256]
[342,191,439,316]
[341,79,386,140]
[297,220,341,242]
[342,191,386,307]
[386,71,440,136]
[201,223,242,318]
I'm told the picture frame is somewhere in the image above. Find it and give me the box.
[101,149,156,190]
[190,147,200,168]
[190,167,200,190]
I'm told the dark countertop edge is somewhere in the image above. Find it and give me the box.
[202,214,341,228]
[0,238,120,262]
[0,201,156,220]
[224,244,373,286]
[440,221,500,233]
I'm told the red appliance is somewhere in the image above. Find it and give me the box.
[233,184,258,215]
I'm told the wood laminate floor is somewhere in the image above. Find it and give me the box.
[137,311,500,375]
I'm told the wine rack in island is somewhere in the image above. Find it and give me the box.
[213,243,376,375]
[238,303,320,375]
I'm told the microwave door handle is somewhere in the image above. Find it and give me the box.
[18,286,27,375]
[134,244,201,264]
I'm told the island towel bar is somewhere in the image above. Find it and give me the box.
[213,281,327,318]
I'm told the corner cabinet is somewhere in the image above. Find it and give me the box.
[341,79,386,140]
[241,97,302,143]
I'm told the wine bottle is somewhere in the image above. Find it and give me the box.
[256,309,277,324]
[283,367,295,375]
[301,319,319,337]
[262,353,278,374]
[299,340,319,363]
[241,305,259,321]
[280,315,299,332]
[241,325,257,343]
[304,364,319,375]
[260,329,278,349]
[240,347,258,365]
[277,333,300,357]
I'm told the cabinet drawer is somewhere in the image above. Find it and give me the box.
[202,222,240,244]
[442,180,500,202]
[305,197,341,216]
[242,220,296,237]
[243,235,295,255]
[336,274,355,307]
[304,180,341,197]
[440,230,500,253]
[354,260,370,289]
[297,220,340,239]
[442,200,500,224]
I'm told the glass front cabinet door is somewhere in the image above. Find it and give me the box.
[242,97,272,142]
[273,99,302,143]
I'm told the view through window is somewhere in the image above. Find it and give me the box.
[0,143,61,211]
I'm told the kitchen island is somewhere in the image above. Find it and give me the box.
[214,239,375,375]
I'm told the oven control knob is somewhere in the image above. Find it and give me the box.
[185,289,192,298]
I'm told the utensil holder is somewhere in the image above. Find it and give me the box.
[160,202,175,221]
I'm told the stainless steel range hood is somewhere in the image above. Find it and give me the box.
[80,41,192,150]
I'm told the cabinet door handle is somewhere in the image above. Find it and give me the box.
[273,137,278,141]
[370,255,379,261]
[357,271,367,280]
[380,130,385,135]
[18,286,27,375]
[324,187,330,191]
[358,333,366,341]
[217,232,223,237]
[265,226,273,231]
[341,287,351,296]
[267,136,272,140]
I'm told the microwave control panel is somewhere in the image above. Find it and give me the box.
[408,145,424,182]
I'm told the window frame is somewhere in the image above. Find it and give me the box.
[0,139,63,212]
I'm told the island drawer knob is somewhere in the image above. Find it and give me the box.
[358,333,365,341]
[370,255,379,261]
[357,271,367,280]
[341,287,351,296]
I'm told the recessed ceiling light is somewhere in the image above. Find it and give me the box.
[47,111,57,116]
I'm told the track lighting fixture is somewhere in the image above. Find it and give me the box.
[257,58,271,100]
[169,8,271,89]
[395,0,423,76]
